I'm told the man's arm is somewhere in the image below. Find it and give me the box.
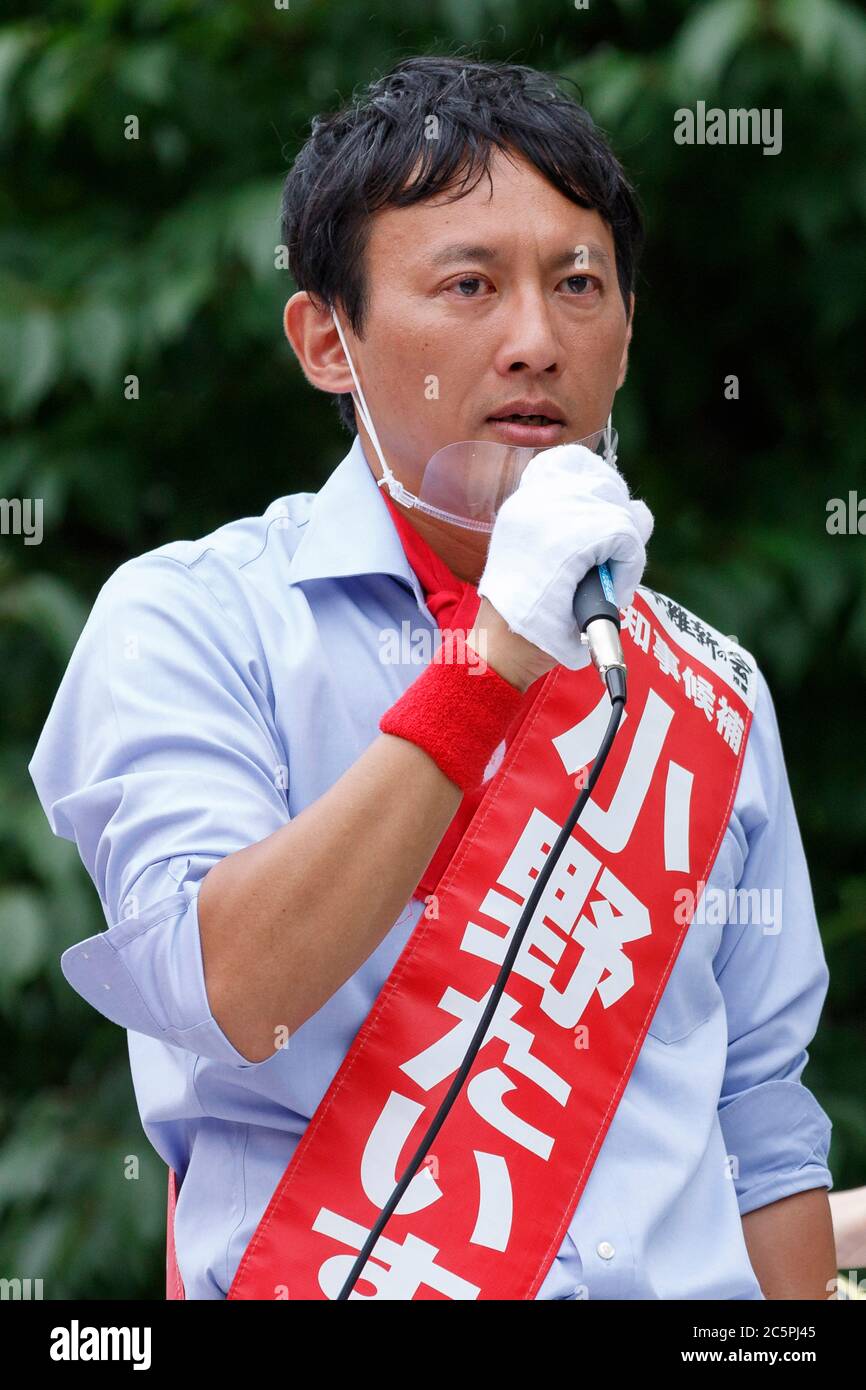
[198,727,462,1059]
[199,597,552,1060]
[714,667,834,1295]
[742,1188,837,1299]
[829,1185,866,1269]
[30,550,548,1070]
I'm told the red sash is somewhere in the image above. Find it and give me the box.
[166,584,757,1300]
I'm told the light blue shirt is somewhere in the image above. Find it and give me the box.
[29,434,833,1300]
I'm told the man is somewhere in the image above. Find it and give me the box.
[29,56,835,1300]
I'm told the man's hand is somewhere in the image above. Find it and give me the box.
[741,1187,837,1299]
[476,441,654,670]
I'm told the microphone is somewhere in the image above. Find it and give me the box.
[573,563,627,704]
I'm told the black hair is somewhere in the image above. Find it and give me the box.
[281,54,644,435]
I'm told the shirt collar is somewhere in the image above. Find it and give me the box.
[286,433,428,611]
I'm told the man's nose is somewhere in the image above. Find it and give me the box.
[492,291,560,373]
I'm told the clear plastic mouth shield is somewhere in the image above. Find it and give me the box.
[331,309,618,534]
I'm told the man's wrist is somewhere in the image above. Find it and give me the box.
[465,626,532,692]
[379,634,526,791]
[466,598,553,692]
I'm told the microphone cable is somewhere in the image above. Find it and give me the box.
[337,568,626,1299]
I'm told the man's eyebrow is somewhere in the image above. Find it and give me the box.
[428,242,612,270]
[429,243,497,267]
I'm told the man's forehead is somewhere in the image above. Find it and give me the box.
[368,192,615,270]
[426,239,612,271]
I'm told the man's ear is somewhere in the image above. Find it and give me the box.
[283,291,355,396]
[616,292,635,389]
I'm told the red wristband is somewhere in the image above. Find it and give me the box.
[378,631,526,792]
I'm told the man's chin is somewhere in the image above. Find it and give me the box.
[414,508,489,585]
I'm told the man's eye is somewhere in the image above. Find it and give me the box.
[562,275,598,295]
[447,277,487,296]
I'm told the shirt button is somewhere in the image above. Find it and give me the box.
[596,1241,615,1260]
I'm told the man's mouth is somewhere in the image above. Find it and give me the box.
[485,407,566,446]
[495,413,557,425]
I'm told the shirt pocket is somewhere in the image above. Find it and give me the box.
[645,934,720,1044]
[644,826,741,1044]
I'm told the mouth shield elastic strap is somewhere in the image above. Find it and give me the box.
[331,308,618,533]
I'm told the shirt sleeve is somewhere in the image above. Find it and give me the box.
[714,666,834,1216]
[28,550,292,1070]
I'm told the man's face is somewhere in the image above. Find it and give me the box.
[347,144,631,457]
[286,144,633,580]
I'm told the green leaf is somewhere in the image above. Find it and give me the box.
[224,179,284,281]
[0,574,87,659]
[10,797,82,894]
[669,0,756,92]
[0,1120,63,1207]
[571,48,649,128]
[0,22,43,136]
[116,39,174,105]
[64,299,128,394]
[2,310,60,416]
[0,886,48,1002]
[24,29,96,134]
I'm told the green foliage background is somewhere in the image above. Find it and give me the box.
[1,0,864,1298]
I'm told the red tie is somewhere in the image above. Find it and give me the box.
[379,488,540,903]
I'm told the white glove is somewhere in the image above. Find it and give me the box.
[477,443,654,670]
